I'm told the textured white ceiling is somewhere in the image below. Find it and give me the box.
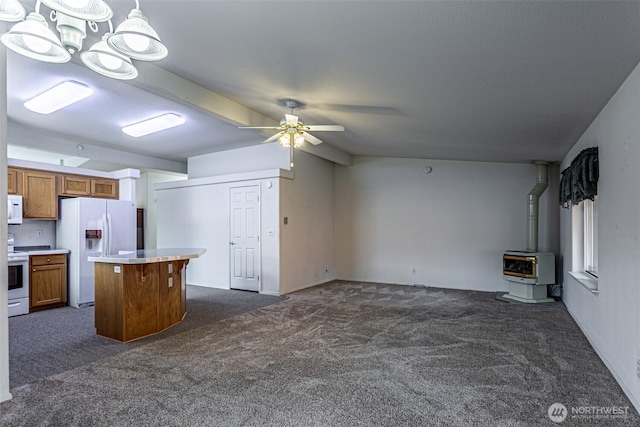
[5,0,640,171]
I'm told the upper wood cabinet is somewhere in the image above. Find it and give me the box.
[60,175,91,196]
[22,170,58,220]
[7,168,19,195]
[91,178,118,199]
[60,174,118,199]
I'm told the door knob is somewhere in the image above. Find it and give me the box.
[229,241,236,245]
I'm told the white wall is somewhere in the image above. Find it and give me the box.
[8,221,56,249]
[136,170,187,249]
[157,181,233,288]
[158,143,292,294]
[156,169,286,295]
[157,144,338,296]
[559,61,640,412]
[188,143,290,178]
[279,151,337,294]
[334,156,559,291]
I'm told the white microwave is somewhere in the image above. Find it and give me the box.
[8,195,23,225]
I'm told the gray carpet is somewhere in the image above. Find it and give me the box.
[8,285,287,389]
[1,281,637,426]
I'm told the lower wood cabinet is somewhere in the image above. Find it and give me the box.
[94,260,188,342]
[30,254,67,312]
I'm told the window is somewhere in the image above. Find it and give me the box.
[583,197,598,277]
[569,197,598,293]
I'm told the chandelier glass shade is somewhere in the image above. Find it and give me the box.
[0,0,26,21]
[80,33,138,79]
[40,0,113,21]
[0,12,71,62]
[0,0,167,80]
[107,8,167,61]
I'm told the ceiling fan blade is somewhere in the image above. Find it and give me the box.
[304,124,345,132]
[302,131,323,145]
[263,132,283,143]
[239,126,283,130]
[285,114,298,126]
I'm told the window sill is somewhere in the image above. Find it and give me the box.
[569,271,599,295]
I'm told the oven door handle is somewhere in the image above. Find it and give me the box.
[8,302,21,308]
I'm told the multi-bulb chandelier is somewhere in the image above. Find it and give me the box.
[0,0,167,80]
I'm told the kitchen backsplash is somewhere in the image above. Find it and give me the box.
[8,221,56,249]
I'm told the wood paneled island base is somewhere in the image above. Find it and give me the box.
[94,260,189,343]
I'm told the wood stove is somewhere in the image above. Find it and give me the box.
[501,161,556,304]
[502,250,555,303]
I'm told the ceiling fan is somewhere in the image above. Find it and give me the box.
[239,100,345,167]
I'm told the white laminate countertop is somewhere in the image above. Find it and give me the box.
[25,249,70,256]
[88,248,206,264]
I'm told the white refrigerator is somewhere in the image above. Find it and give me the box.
[57,198,136,308]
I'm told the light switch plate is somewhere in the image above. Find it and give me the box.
[114,266,121,274]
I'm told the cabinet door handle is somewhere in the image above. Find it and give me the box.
[33,268,36,272]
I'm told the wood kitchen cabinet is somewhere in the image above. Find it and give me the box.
[30,254,68,312]
[94,259,189,342]
[7,168,19,194]
[22,170,58,220]
[91,178,119,198]
[60,174,119,199]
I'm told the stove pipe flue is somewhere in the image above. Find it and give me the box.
[526,161,550,252]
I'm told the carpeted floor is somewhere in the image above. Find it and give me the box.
[1,281,637,426]
[8,285,287,389]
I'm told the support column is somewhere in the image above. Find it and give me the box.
[1,20,14,402]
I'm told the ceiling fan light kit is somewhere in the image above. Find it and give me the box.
[239,99,345,168]
[0,0,167,80]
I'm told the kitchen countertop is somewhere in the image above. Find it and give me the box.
[14,246,70,256]
[88,248,206,264]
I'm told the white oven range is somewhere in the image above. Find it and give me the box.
[8,250,29,317]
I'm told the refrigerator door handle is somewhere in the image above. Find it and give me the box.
[108,214,113,256]
[102,213,110,256]
[107,213,113,256]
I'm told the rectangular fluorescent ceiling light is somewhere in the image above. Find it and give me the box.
[122,113,185,137]
[24,81,93,114]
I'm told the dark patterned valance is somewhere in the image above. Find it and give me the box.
[559,147,599,208]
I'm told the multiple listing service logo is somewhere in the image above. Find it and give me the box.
[548,403,629,423]
[548,403,568,423]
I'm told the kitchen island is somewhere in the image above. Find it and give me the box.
[88,248,206,343]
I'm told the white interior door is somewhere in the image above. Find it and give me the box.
[229,185,260,291]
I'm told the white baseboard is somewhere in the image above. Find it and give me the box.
[259,290,281,296]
